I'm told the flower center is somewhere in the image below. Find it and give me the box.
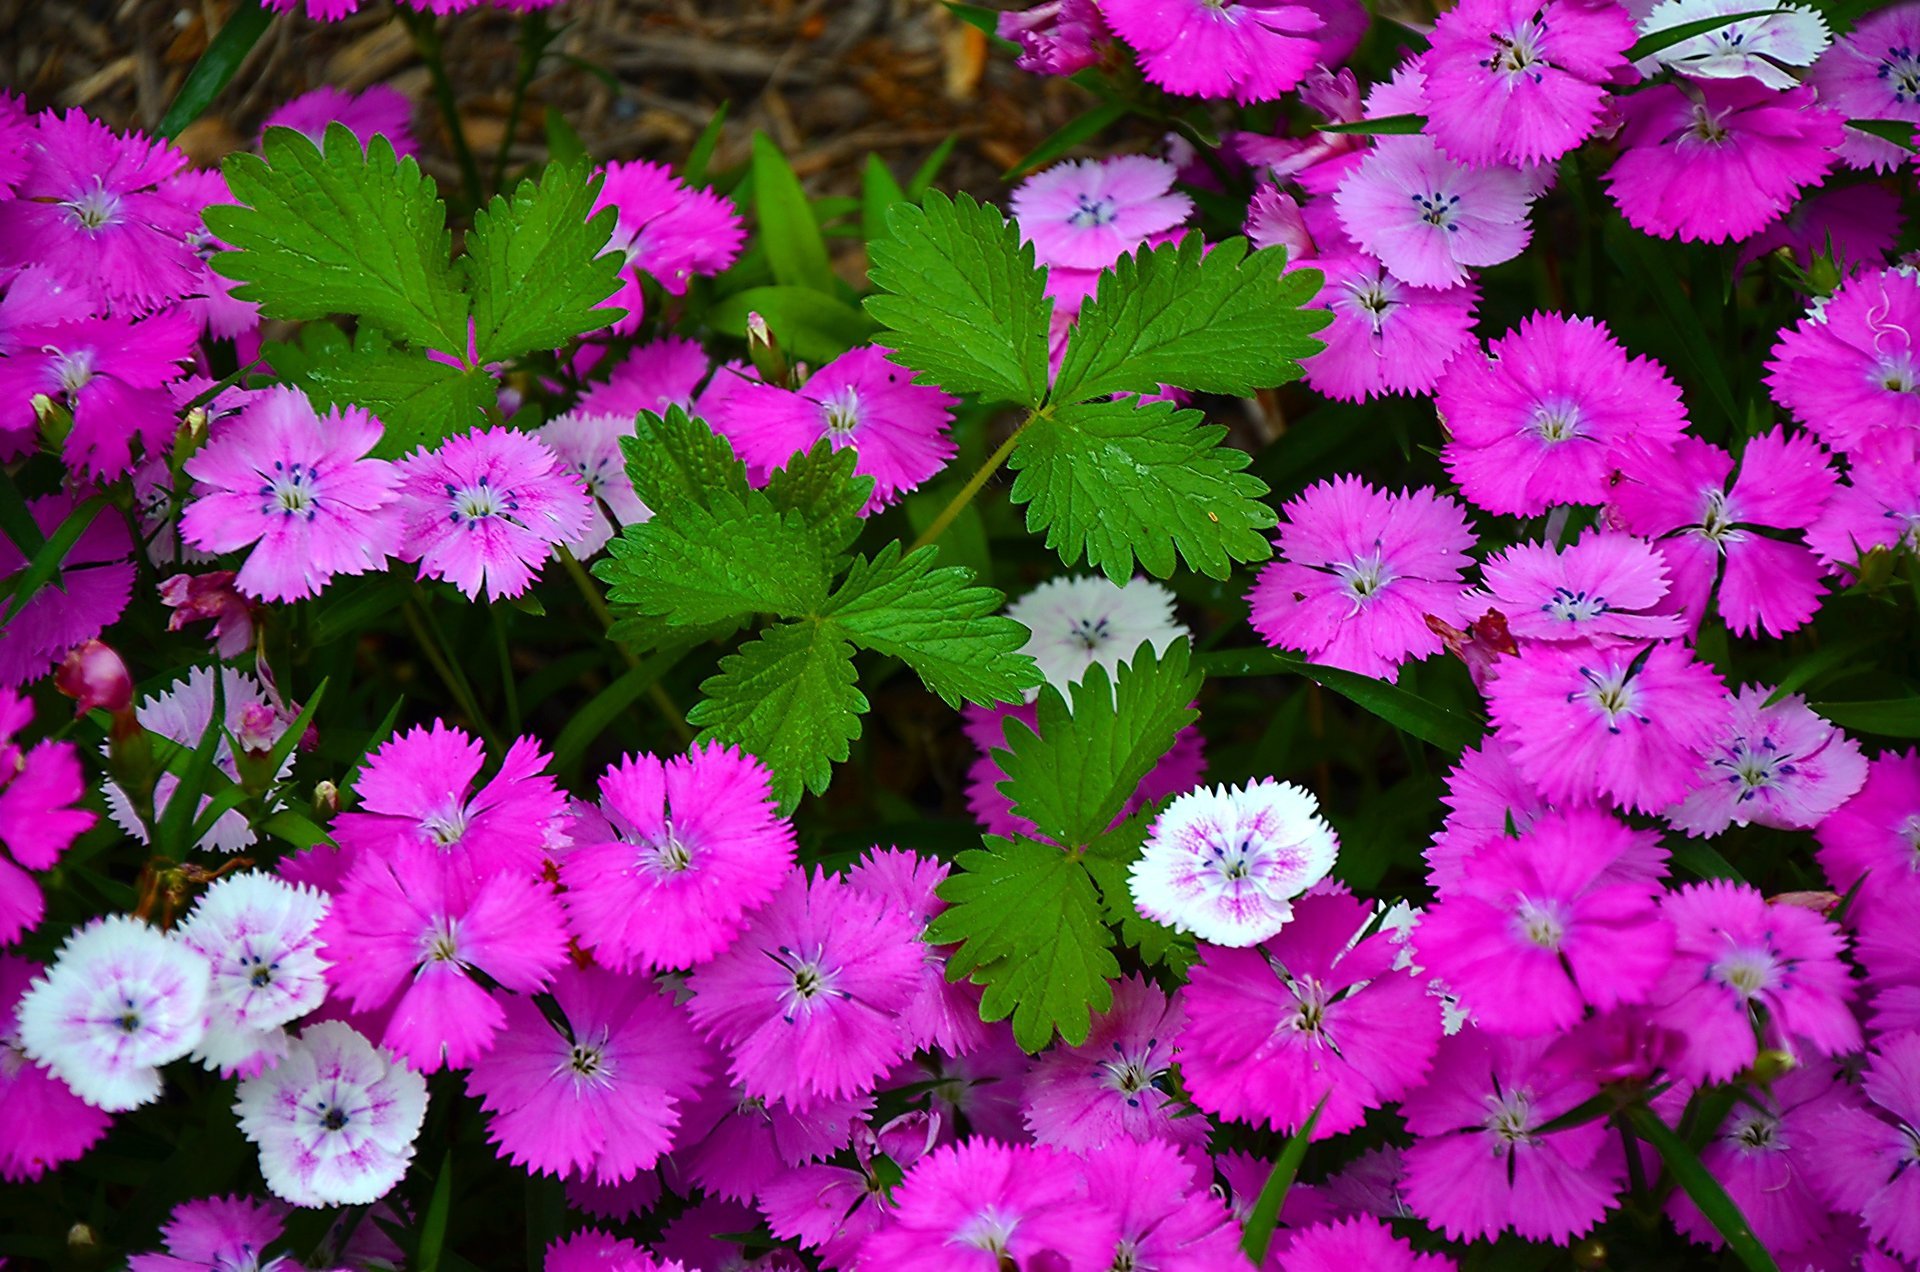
[450,478,515,525]
[1687,103,1733,145]
[1346,274,1399,332]
[1713,735,1797,801]
[1483,1088,1537,1147]
[1875,354,1920,395]
[64,180,123,231]
[1697,488,1741,545]
[242,950,277,990]
[1903,814,1920,873]
[959,1209,1018,1255]
[115,1003,143,1035]
[1730,1109,1779,1152]
[1099,1038,1167,1107]
[1512,896,1567,951]
[771,944,840,1019]
[1068,194,1117,228]
[1485,19,1547,75]
[823,387,861,438]
[262,461,320,519]
[647,825,694,873]
[1527,399,1587,444]
[1067,614,1111,651]
[1574,661,1646,734]
[1286,977,1334,1041]
[1411,190,1461,231]
[318,1102,350,1132]
[1544,586,1609,625]
[1336,549,1394,605]
[1712,947,1780,1001]
[55,350,95,396]
[423,919,462,965]
[422,804,469,848]
[1881,45,1920,103]
[568,1044,604,1078]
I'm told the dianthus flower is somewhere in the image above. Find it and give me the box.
[1478,531,1685,645]
[1816,748,1920,926]
[1605,80,1842,244]
[262,84,416,157]
[575,334,709,418]
[394,425,593,600]
[1020,973,1198,1152]
[1646,880,1860,1083]
[0,93,29,196]
[175,872,332,1079]
[465,965,711,1185]
[1333,136,1535,289]
[0,110,199,311]
[1009,156,1193,270]
[1276,1215,1459,1272]
[669,1078,871,1203]
[161,169,260,342]
[560,742,795,973]
[1808,430,1920,569]
[234,1020,427,1208]
[1856,889,1920,1036]
[1004,574,1188,698]
[332,722,568,880]
[1766,268,1920,449]
[1807,4,1920,171]
[1080,1136,1251,1272]
[1130,779,1340,946]
[714,345,956,510]
[662,1197,809,1271]
[544,1231,689,1272]
[1806,1032,1920,1263]
[1425,738,1554,895]
[593,160,745,331]
[321,847,570,1071]
[1401,1032,1625,1244]
[1247,477,1477,682]
[759,1113,936,1269]
[0,492,135,688]
[1609,429,1837,637]
[1103,0,1324,104]
[847,848,988,1056]
[1180,890,1442,1140]
[1297,252,1480,401]
[0,688,93,945]
[158,571,255,659]
[859,1139,1119,1271]
[1637,0,1829,87]
[965,702,1204,840]
[179,385,402,601]
[0,955,111,1180]
[1437,312,1690,517]
[1667,686,1867,837]
[1738,183,1901,274]
[997,0,1109,76]
[128,1195,293,1272]
[1420,0,1635,167]
[536,410,648,557]
[1413,809,1672,1037]
[15,915,209,1112]
[684,869,923,1110]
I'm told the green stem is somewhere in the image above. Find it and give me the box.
[403,594,504,752]
[492,12,550,194]
[908,409,1039,553]
[490,607,523,736]
[557,547,693,745]
[402,8,484,209]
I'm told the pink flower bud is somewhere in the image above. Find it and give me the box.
[54,640,132,716]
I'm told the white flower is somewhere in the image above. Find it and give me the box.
[1637,0,1830,88]
[1005,575,1189,699]
[176,872,333,1078]
[235,1021,428,1207]
[15,916,211,1111]
[1128,779,1339,947]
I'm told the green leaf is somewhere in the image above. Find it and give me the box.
[1628,7,1790,60]
[1846,118,1918,152]
[1809,697,1920,738]
[1196,646,1483,753]
[997,641,1200,849]
[417,1152,454,1272]
[763,441,874,557]
[825,542,1039,707]
[1052,234,1326,404]
[210,123,468,352]
[1084,811,1195,971]
[862,153,910,246]
[687,620,866,810]
[684,102,729,187]
[906,134,960,200]
[550,642,695,774]
[618,405,752,513]
[155,674,227,855]
[0,474,45,556]
[1009,396,1275,581]
[1004,100,1128,180]
[157,0,274,140]
[599,497,830,631]
[544,109,589,167]
[865,191,1054,408]
[290,346,496,459]
[1625,1104,1780,1272]
[751,132,836,294]
[2,494,106,621]
[707,286,879,363]
[464,163,624,363]
[1610,220,1741,430]
[1316,113,1428,135]
[1241,1095,1329,1264]
[259,808,335,852]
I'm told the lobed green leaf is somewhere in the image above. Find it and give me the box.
[463,163,625,363]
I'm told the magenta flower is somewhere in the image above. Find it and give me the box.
[575,334,709,418]
[714,345,957,511]
[1806,5,1920,171]
[321,847,571,1071]
[395,425,594,601]
[997,0,1109,77]
[1276,1216,1459,1272]
[1103,0,1324,104]
[0,688,93,946]
[162,169,261,342]
[1333,136,1535,289]
[179,385,402,602]
[1247,477,1477,682]
[0,93,30,197]
[0,308,199,478]
[670,1078,870,1203]
[1806,1032,1920,1263]
[332,722,570,880]
[759,1113,935,1269]
[1413,809,1673,1037]
[1180,890,1442,1140]
[544,1231,687,1272]
[858,1139,1119,1271]
[684,869,923,1110]
[1401,1032,1626,1244]
[893,1029,1031,1145]
[1426,737,1552,896]
[0,954,111,1181]
[846,848,988,1057]
[1808,430,1920,570]
[1667,686,1867,837]
[1738,183,1901,275]
[1609,429,1838,638]
[1437,312,1690,517]
[1605,79,1843,244]
[128,1195,292,1272]
[1080,1136,1251,1272]
[158,571,256,660]
[593,159,745,331]
[1020,973,1198,1152]
[1816,748,1920,927]
[1646,880,1860,1083]
[261,84,416,157]
[560,742,796,973]
[1298,253,1480,402]
[0,110,200,311]
[465,964,711,1185]
[0,492,134,689]
[1009,156,1193,270]
[1478,531,1686,645]
[1767,268,1920,450]
[1856,888,1920,1039]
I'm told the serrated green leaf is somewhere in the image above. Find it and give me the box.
[1051,234,1327,404]
[289,346,495,459]
[928,836,1118,1051]
[865,191,1054,408]
[825,542,1038,707]
[210,123,467,352]
[764,441,873,556]
[599,497,830,629]
[687,620,865,810]
[464,163,624,363]
[618,405,752,513]
[1009,395,1276,581]
[751,132,836,294]
[997,641,1201,849]
[1084,810,1195,971]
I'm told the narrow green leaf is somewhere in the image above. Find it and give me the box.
[3,495,107,621]
[862,153,910,247]
[155,674,227,854]
[550,642,695,774]
[417,1152,454,1272]
[1846,118,1918,152]
[1809,697,1920,738]
[0,474,45,556]
[258,808,335,852]
[906,133,960,201]
[464,163,624,362]
[1627,7,1790,60]
[190,679,326,845]
[1626,1104,1780,1272]
[157,0,275,139]
[684,102,730,187]
[1610,215,1745,431]
[1241,1094,1328,1264]
[1764,631,1886,704]
[1196,646,1483,753]
[751,132,836,294]
[1004,100,1129,180]
[1672,841,1746,883]
[1317,112,1428,135]
[708,285,879,363]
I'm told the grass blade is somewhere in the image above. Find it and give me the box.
[1241,1093,1327,1264]
[1626,1104,1780,1272]
[157,0,275,139]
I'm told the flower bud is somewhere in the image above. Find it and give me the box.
[54,640,132,717]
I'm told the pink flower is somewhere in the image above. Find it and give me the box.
[1020,973,1198,1152]
[575,334,709,418]
[544,1231,688,1272]
[1080,1136,1252,1272]
[1667,686,1867,837]
[1486,640,1729,813]
[129,1195,292,1272]
[1419,0,1635,166]
[1425,737,1553,895]
[1806,5,1920,172]
[593,160,745,331]
[1413,809,1672,1037]
[846,848,988,1057]
[0,110,200,311]
[0,688,92,946]
[1103,0,1324,104]
[157,571,255,660]
[858,1139,1119,1271]
[1816,748,1920,927]
[685,869,923,1110]
[560,743,796,973]
[714,345,957,511]
[1247,477,1477,682]
[894,1030,1031,1144]
[1808,430,1920,569]
[1609,429,1838,637]
[537,410,649,558]
[1180,890,1442,1140]
[669,1078,870,1202]
[465,964,711,1185]
[1009,156,1193,271]
[321,847,571,1071]
[1478,531,1686,644]
[759,1113,936,1269]
[1275,1215,1459,1272]
[1297,253,1480,401]
[0,954,111,1180]
[0,308,199,478]
[0,492,133,688]
[395,426,594,600]
[1856,888,1920,1038]
[1605,79,1843,244]
[164,170,261,341]
[261,85,416,157]
[179,385,402,602]
[1806,1032,1920,1263]
[662,1197,808,1271]
[997,0,1109,76]
[1333,136,1536,289]
[1766,268,1920,451]
[1437,312,1690,517]
[1738,183,1901,275]
[1646,880,1861,1083]
[260,0,361,19]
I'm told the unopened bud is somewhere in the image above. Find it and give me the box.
[67,1222,97,1249]
[1750,1048,1798,1085]
[313,780,339,814]
[55,640,133,717]
[745,311,792,387]
[1571,1238,1607,1269]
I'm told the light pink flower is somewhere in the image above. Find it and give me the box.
[1668,686,1867,836]
[1297,253,1480,401]
[1334,136,1536,288]
[1009,156,1193,270]
[1478,531,1685,644]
